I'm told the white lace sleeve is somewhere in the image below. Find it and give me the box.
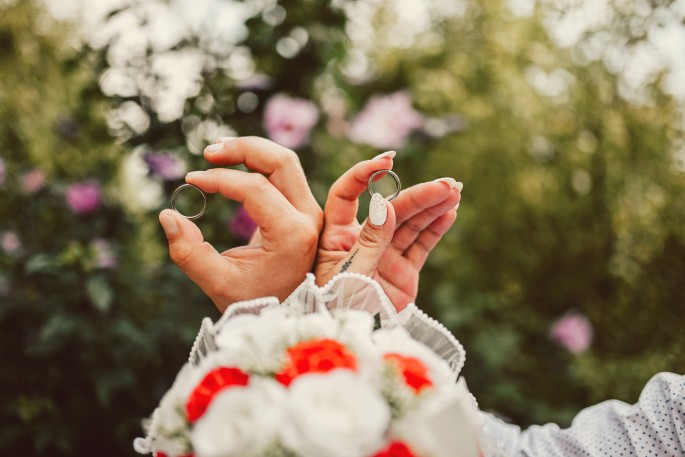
[187,273,466,379]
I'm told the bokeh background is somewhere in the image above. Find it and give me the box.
[1,0,684,455]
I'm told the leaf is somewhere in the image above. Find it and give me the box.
[25,254,58,274]
[86,275,113,312]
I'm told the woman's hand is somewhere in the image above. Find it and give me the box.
[158,137,323,312]
[315,152,461,310]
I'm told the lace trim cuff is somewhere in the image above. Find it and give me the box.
[188,273,465,378]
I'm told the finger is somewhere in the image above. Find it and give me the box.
[159,209,236,307]
[202,136,319,215]
[327,193,397,281]
[185,169,301,241]
[404,208,458,269]
[324,151,396,226]
[393,178,462,226]
[391,186,460,252]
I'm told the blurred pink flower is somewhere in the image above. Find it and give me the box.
[228,206,257,241]
[1,231,21,255]
[551,312,593,354]
[66,181,102,215]
[347,91,424,149]
[0,158,5,186]
[263,94,319,149]
[20,169,46,194]
[91,239,118,269]
[143,152,187,180]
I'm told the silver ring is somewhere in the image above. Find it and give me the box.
[171,184,207,220]
[367,169,401,201]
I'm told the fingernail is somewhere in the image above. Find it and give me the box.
[217,136,236,143]
[455,202,460,211]
[205,143,224,153]
[456,181,464,192]
[186,171,204,179]
[369,193,387,226]
[159,211,179,236]
[372,150,396,160]
[433,177,459,189]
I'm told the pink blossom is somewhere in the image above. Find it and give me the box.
[263,94,319,149]
[228,206,257,241]
[551,313,593,354]
[20,169,46,194]
[0,158,5,186]
[347,91,424,149]
[143,152,187,180]
[66,181,102,215]
[91,239,118,269]
[1,231,21,255]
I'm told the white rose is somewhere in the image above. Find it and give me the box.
[150,363,203,456]
[334,310,383,381]
[191,378,286,457]
[293,312,338,340]
[215,310,296,374]
[391,378,484,457]
[281,371,390,457]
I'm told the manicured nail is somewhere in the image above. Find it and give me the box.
[217,136,236,143]
[372,150,396,160]
[159,211,179,236]
[433,177,459,189]
[369,193,387,226]
[205,143,224,153]
[185,171,204,179]
[456,181,464,192]
[455,202,460,211]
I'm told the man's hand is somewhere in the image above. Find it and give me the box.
[159,137,323,312]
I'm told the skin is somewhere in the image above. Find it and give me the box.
[159,136,461,312]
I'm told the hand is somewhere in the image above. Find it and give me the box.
[315,152,461,310]
[159,137,323,312]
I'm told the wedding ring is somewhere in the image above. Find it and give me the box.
[171,184,207,220]
[367,169,401,201]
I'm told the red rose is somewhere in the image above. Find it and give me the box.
[185,367,249,422]
[276,338,357,386]
[384,353,433,393]
[372,440,418,457]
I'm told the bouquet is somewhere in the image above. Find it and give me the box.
[134,274,483,457]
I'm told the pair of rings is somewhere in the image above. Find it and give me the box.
[171,169,401,220]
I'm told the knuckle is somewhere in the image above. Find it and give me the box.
[251,173,271,192]
[279,149,301,168]
[169,244,194,269]
[357,225,384,249]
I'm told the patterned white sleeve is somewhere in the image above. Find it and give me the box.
[480,372,685,457]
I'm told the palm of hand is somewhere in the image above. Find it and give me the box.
[314,222,418,310]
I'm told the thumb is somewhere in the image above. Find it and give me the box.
[335,193,396,277]
[159,209,228,297]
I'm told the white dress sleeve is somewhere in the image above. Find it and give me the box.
[480,372,685,457]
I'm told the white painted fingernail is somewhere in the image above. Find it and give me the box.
[217,136,236,143]
[433,177,458,189]
[455,202,460,211]
[369,193,387,226]
[205,143,224,152]
[185,171,204,179]
[456,181,464,192]
[372,150,396,160]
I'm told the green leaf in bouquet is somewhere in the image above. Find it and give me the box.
[86,275,113,312]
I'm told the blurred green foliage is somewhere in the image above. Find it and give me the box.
[0,0,683,455]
